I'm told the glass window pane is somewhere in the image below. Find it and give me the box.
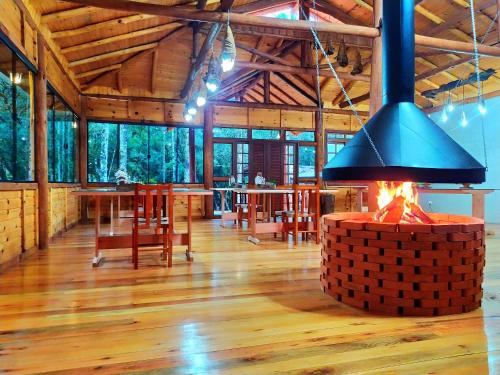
[120,124,148,183]
[88,122,118,182]
[298,146,316,178]
[213,127,248,138]
[195,128,204,183]
[0,43,34,182]
[213,143,232,177]
[285,131,315,142]
[251,129,280,140]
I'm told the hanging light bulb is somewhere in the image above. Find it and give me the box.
[183,110,193,122]
[441,110,448,123]
[72,121,78,129]
[186,98,197,116]
[461,111,468,127]
[204,54,221,93]
[478,97,487,115]
[220,25,236,73]
[9,72,22,85]
[446,94,454,112]
[196,85,207,107]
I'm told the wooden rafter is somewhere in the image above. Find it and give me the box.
[274,72,317,104]
[68,42,158,67]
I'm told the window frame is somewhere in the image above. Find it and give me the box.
[325,130,354,165]
[86,120,202,185]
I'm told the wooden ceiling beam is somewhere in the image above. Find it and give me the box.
[332,82,355,106]
[61,22,183,54]
[234,61,371,82]
[52,14,157,39]
[302,0,364,26]
[41,6,97,23]
[274,72,317,105]
[68,42,158,67]
[271,81,301,105]
[76,64,122,79]
[232,0,295,14]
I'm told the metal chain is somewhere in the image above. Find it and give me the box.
[298,3,386,167]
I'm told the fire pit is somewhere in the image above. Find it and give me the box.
[321,201,485,316]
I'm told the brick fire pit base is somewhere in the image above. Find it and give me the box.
[320,212,485,316]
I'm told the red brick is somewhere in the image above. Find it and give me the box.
[351,275,380,288]
[419,282,449,291]
[341,251,365,262]
[402,306,435,316]
[369,303,399,315]
[342,295,365,309]
[419,250,449,259]
[450,279,475,289]
[383,264,415,274]
[474,231,484,240]
[342,281,366,292]
[435,241,464,251]
[451,264,475,274]
[368,239,400,249]
[415,232,447,242]
[324,218,341,228]
[421,298,450,308]
[330,242,351,252]
[382,280,414,291]
[431,224,462,234]
[366,222,397,232]
[341,266,366,277]
[356,261,380,272]
[339,220,366,230]
[437,289,463,299]
[435,273,464,283]
[449,232,475,242]
[367,254,399,265]
[437,305,463,315]
[463,239,483,250]
[401,241,434,251]
[370,286,400,298]
[421,265,450,275]
[399,223,432,233]
[341,236,366,246]
[384,296,415,308]
[352,245,380,256]
[401,257,434,267]
[461,223,484,233]
[328,227,348,236]
[384,248,418,259]
[381,232,413,241]
[449,295,475,306]
[332,258,351,267]
[370,271,400,282]
[351,230,379,239]
[435,257,464,266]
[404,273,435,283]
[402,289,435,299]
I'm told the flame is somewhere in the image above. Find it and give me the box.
[374,181,434,224]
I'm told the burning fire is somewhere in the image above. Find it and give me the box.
[374,181,434,224]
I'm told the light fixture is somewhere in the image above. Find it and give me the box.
[446,94,454,112]
[478,97,487,115]
[72,121,78,129]
[220,25,236,73]
[204,54,221,93]
[9,72,22,85]
[183,111,193,122]
[441,110,448,123]
[461,111,468,127]
[186,98,197,116]
[195,85,207,107]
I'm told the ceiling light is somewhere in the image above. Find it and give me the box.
[478,98,487,115]
[195,86,207,107]
[9,72,22,85]
[186,99,197,116]
[204,54,221,93]
[441,110,448,123]
[183,110,193,122]
[220,25,236,73]
[461,111,468,127]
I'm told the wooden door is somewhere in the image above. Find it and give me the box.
[250,141,283,185]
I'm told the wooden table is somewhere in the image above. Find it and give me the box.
[233,188,338,243]
[210,188,243,228]
[72,188,213,266]
[418,188,495,220]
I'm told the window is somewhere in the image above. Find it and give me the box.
[326,131,353,164]
[298,146,316,178]
[236,143,249,183]
[213,143,232,177]
[47,89,79,182]
[284,144,295,184]
[213,127,248,139]
[252,129,281,140]
[87,122,202,183]
[285,131,315,142]
[0,41,34,181]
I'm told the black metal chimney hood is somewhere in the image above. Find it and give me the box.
[322,0,486,183]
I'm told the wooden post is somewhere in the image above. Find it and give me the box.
[203,104,214,218]
[79,95,89,224]
[367,0,382,212]
[35,33,49,249]
[315,110,324,187]
[263,71,270,104]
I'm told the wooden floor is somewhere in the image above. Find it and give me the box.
[1,219,500,374]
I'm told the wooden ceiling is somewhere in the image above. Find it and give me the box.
[27,0,500,112]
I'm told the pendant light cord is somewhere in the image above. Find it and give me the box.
[298,2,386,167]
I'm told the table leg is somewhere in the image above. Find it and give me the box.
[472,192,485,220]
[93,196,103,267]
[110,196,114,236]
[248,193,259,244]
[186,195,193,261]
[220,190,226,228]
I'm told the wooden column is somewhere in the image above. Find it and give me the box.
[203,104,214,218]
[263,71,270,104]
[367,0,383,212]
[315,110,324,187]
[35,34,49,249]
[79,96,89,224]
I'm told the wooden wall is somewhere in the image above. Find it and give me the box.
[0,185,80,271]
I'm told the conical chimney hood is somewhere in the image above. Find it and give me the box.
[322,0,485,183]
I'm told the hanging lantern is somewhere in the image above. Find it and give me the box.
[350,48,363,75]
[195,84,207,107]
[478,97,487,115]
[220,25,236,72]
[204,54,221,93]
[446,92,454,112]
[9,72,22,85]
[186,97,197,116]
[336,38,348,68]
[461,111,468,127]
[326,36,335,56]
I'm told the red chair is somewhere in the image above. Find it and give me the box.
[282,184,321,245]
[132,184,174,269]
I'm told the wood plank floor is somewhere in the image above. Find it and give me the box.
[1,220,499,374]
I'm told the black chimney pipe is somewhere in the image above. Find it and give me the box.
[382,0,414,105]
[321,0,485,184]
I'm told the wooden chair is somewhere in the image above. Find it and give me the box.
[132,184,174,269]
[273,185,293,237]
[282,184,321,245]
